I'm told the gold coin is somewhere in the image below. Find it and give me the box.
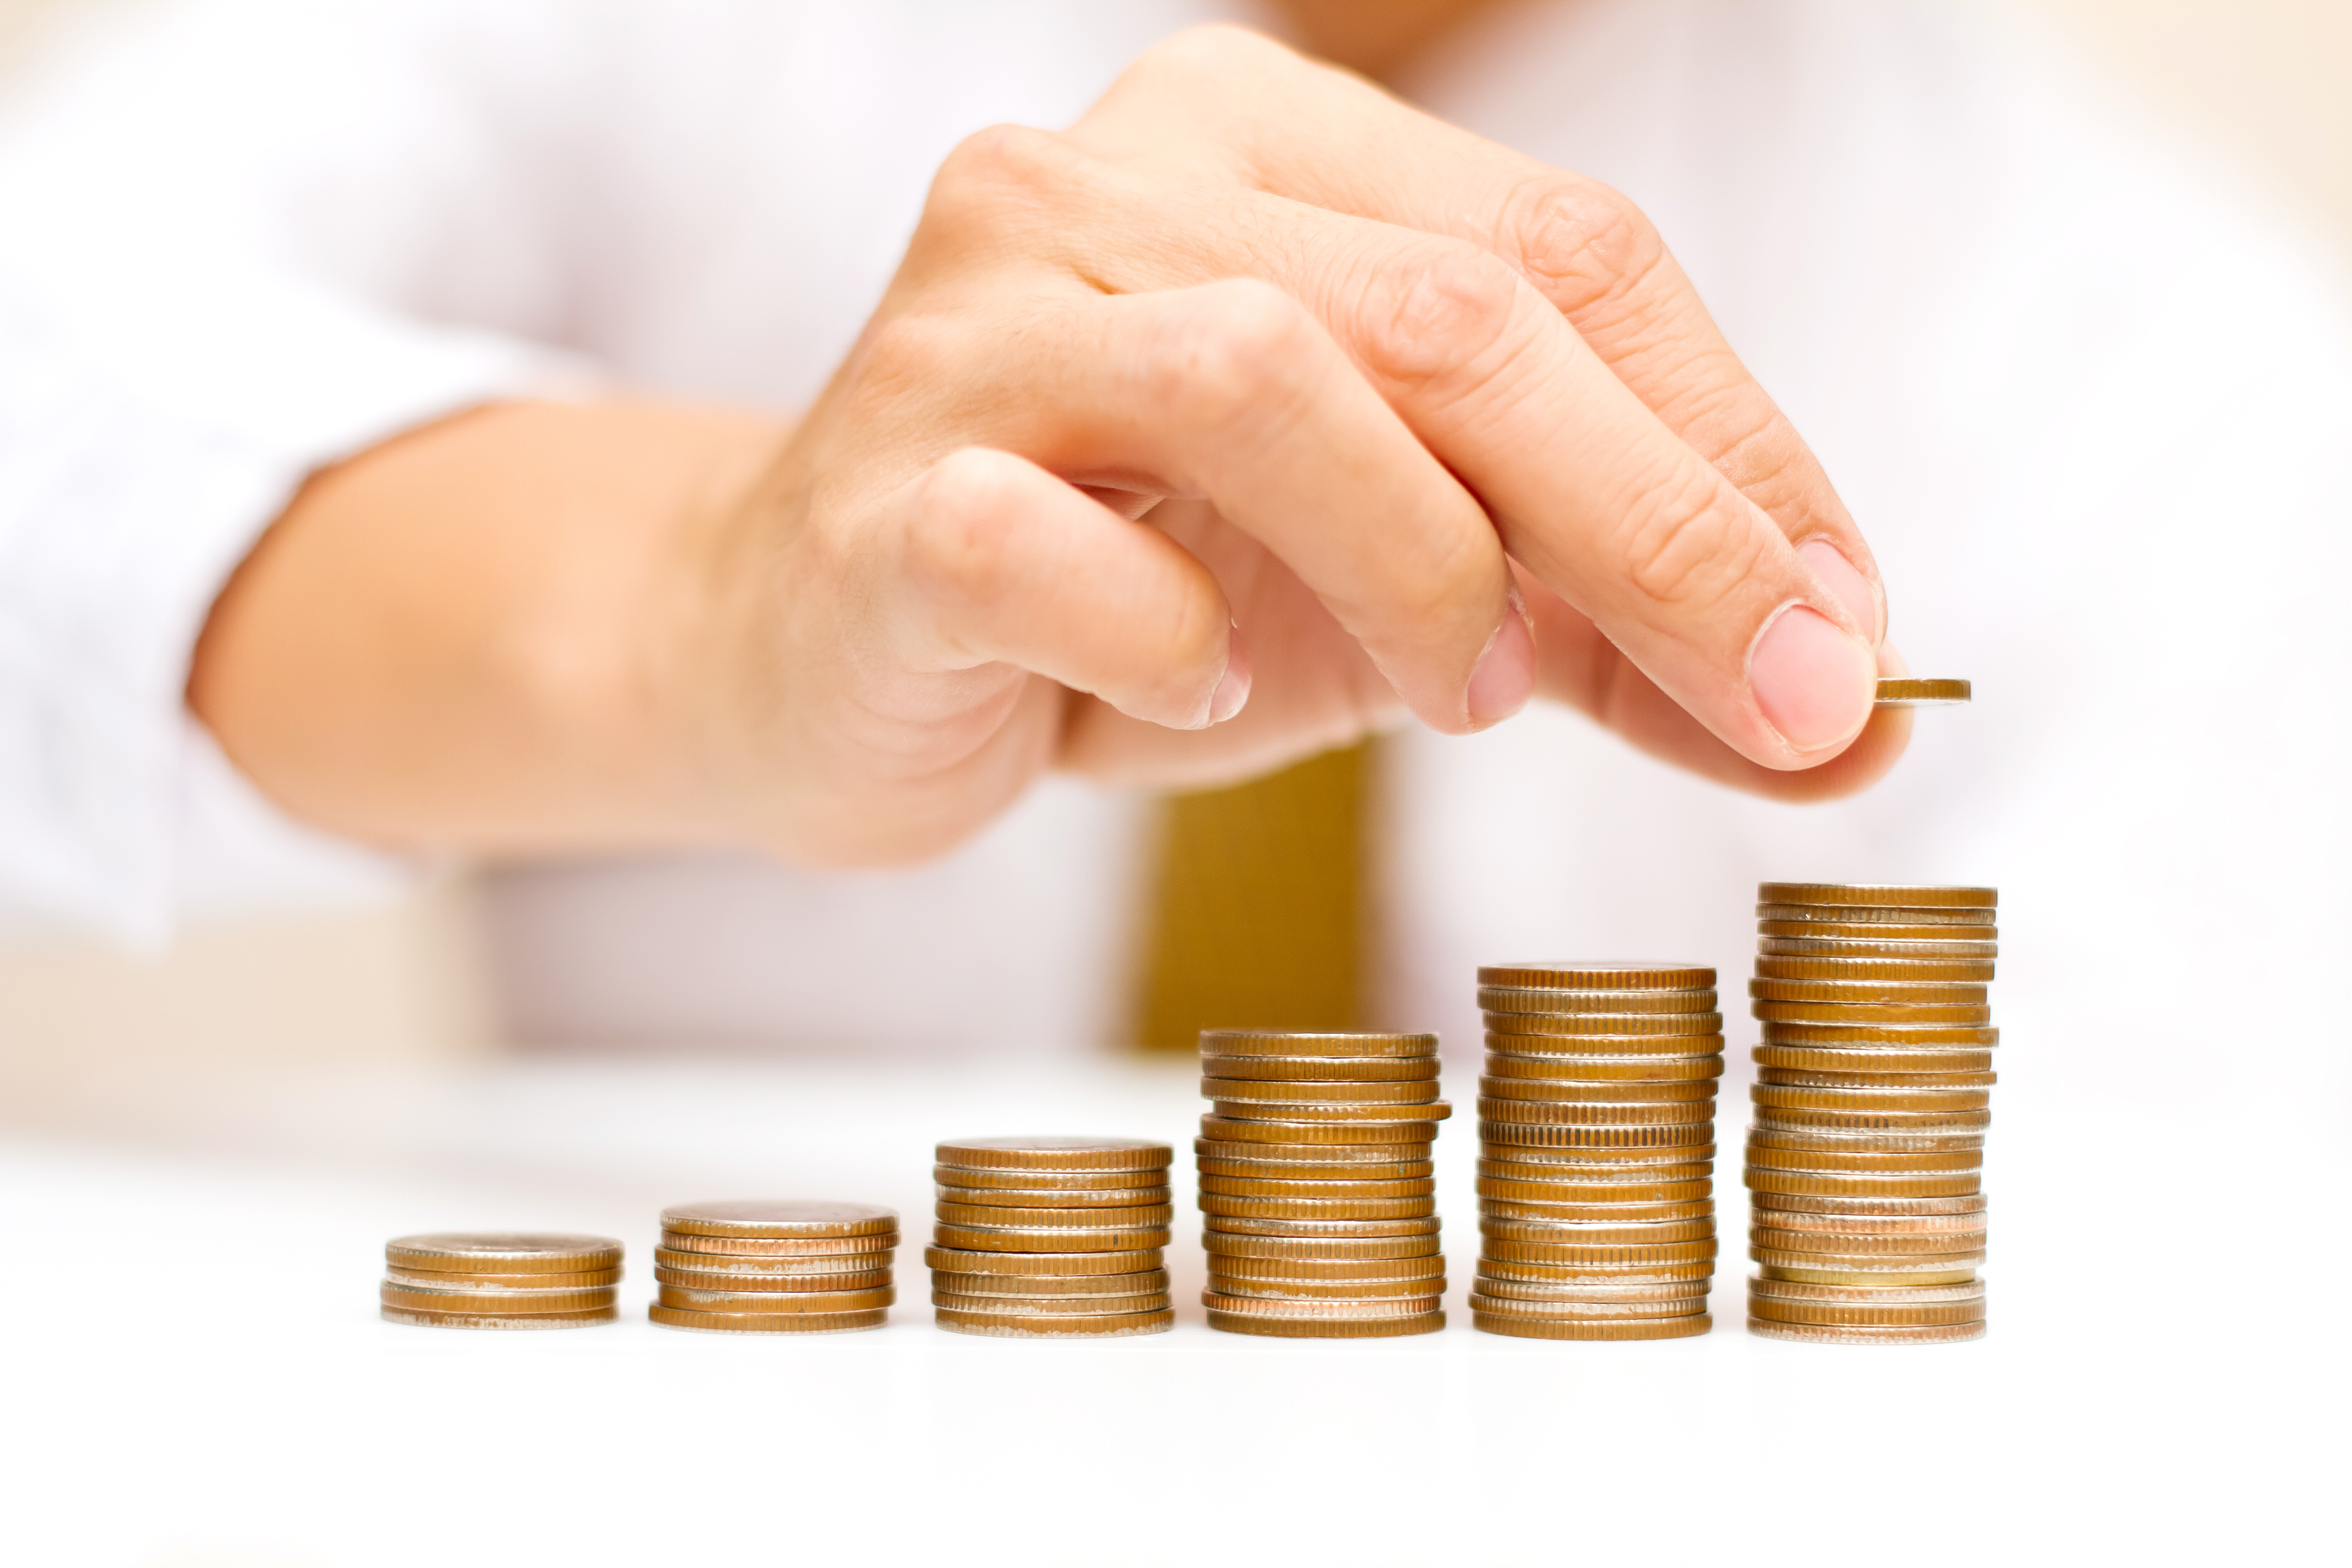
[382,1306,617,1330]
[652,1245,892,1275]
[1758,1066,1996,1089]
[1205,1214,1440,1239]
[1744,1144,1981,1173]
[659,1201,897,1240]
[1472,1311,1711,1341]
[1483,1237,1718,1266]
[1477,1098,1716,1128]
[1200,1054,1441,1082]
[1479,1160,1714,1189]
[930,1291,1169,1316]
[1478,1198,1714,1225]
[1199,1115,1441,1146]
[1487,1033,1726,1058]
[657,1265,895,1292]
[1197,1030,1437,1058]
[1759,937,1998,960]
[1873,677,1971,706]
[1194,1133,1434,1165]
[1198,1194,1435,1221]
[1477,986,1720,1016]
[1478,1074,1718,1104]
[1472,1273,1708,1303]
[922,1245,1162,1275]
[1749,1244,1985,1272]
[1482,1053,1724,1083]
[1751,1192,1986,1217]
[935,1306,1173,1337]
[660,1231,896,1258]
[650,1305,888,1334]
[1747,1275,1985,1304]
[935,1201,1175,1229]
[1477,1177,1713,1205]
[1749,1208,1987,1238]
[1202,1231,1441,1261]
[1480,1121,1714,1150]
[657,1284,895,1312]
[1747,1317,1985,1343]
[1757,920,1996,942]
[1749,1226,1987,1257]
[1202,1290,1441,1319]
[1204,1273,1443,1300]
[384,1233,622,1275]
[1207,1309,1445,1338]
[1757,883,1995,909]
[1747,1126,1985,1152]
[1752,1108,1991,1133]
[1755,902,1994,927]
[1477,1256,1714,1285]
[379,1283,617,1314]
[1478,1142,1718,1169]
[1760,1021,2000,1047]
[1466,1291,1707,1320]
[1477,963,1715,990]
[1208,1252,1446,1281]
[1480,1215,1715,1245]
[1744,1170,1982,1198]
[1756,1264,1980,1287]
[1751,1084,1991,1113]
[382,1266,620,1290]
[1748,978,1988,1005]
[934,1184,1171,1210]
[933,1136,1173,1172]
[1755,957,1995,984]
[1197,1155,1435,1184]
[931,1224,1171,1253]
[1201,1076,1442,1105]
[1753,1000,1992,1025]
[1482,1011,1725,1038]
[1208,1099,1453,1124]
[930,1268,1169,1298]
[1200,1174,1434,1199]
[930,1164,1168,1191]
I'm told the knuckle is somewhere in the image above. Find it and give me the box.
[1612,465,1761,610]
[1352,240,1528,390]
[1503,174,1669,321]
[851,310,960,405]
[921,123,1087,243]
[901,449,1033,612]
[1141,279,1323,439]
[1132,24,1292,91]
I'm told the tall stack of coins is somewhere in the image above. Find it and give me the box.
[380,1233,623,1328]
[927,1137,1174,1337]
[1743,883,1996,1345]
[650,1201,898,1334]
[1468,964,1723,1341]
[1197,1030,1448,1338]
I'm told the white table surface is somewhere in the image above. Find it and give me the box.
[1,1051,2341,1567]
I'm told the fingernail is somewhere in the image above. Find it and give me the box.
[1208,624,1252,725]
[1467,587,1537,728]
[1749,603,1875,753]
[1799,538,1880,644]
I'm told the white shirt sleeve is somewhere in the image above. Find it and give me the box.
[0,1,600,943]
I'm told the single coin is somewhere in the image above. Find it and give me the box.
[650,1305,888,1334]
[1749,1244,1986,1272]
[657,1265,895,1292]
[1751,1208,1987,1237]
[1473,1273,1709,1304]
[1487,1034,1726,1059]
[1749,978,1988,1005]
[1759,937,1998,960]
[922,1245,1162,1276]
[1480,1161,1714,1190]
[382,1266,620,1290]
[1752,1192,1986,1217]
[1757,1264,1981,1287]
[1479,1074,1719,1103]
[1208,1251,1447,1282]
[1199,1054,1441,1083]
[1205,1214,1439,1239]
[931,1164,1168,1192]
[1198,1155,1435,1184]
[931,1291,1169,1317]
[1758,1066,1996,1089]
[1198,1030,1438,1058]
[1207,1309,1445,1338]
[931,1268,1169,1298]
[1477,986,1719,1016]
[1748,1317,1986,1345]
[935,1184,1171,1210]
[935,1306,1173,1337]
[1200,1115,1442,1146]
[1480,1120,1715,1150]
[1746,1126,1985,1152]
[1480,1215,1716,1245]
[660,1231,897,1258]
[1478,963,1714,990]
[1209,1099,1453,1124]
[1482,1237,1718,1266]
[1745,1170,1982,1199]
[1758,883,1996,910]
[1747,1275,1985,1304]
[1466,1291,1709,1320]
[1202,1291,1440,1319]
[1201,1174,1434,1199]
[1477,1256,1714,1285]
[1483,1053,1725,1083]
[1480,1198,1716,1224]
[1194,1136,1433,1168]
[934,1136,1173,1173]
[1202,1231,1441,1262]
[1753,1000,1993,1025]
[1199,1194,1435,1221]
[1757,920,1996,942]
[382,1305,618,1329]
[1752,1084,1991,1113]
[1756,956,1995,983]
[1481,1011,1725,1038]
[658,1284,895,1312]
[384,1233,622,1275]
[1760,1021,2000,1047]
[1744,1145,1980,1174]
[1756,902,1995,927]
[1473,1312,1711,1341]
[931,1224,1170,1253]
[1478,1142,1717,1170]
[652,1245,892,1275]
[1749,1226,1988,1257]
[1752,1108,1991,1135]
[1201,1076,1441,1105]
[935,1201,1175,1229]
[379,1282,617,1314]
[1205,1273,1444,1300]
[660,1201,897,1240]
[1476,1096,1716,1128]
[1477,1177,1713,1205]
[1873,677,1971,706]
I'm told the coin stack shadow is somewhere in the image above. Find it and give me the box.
[380,1233,623,1328]
[1743,882,1996,1345]
[927,1137,1176,1337]
[1468,964,1724,1341]
[650,1201,898,1333]
[1197,1030,1449,1338]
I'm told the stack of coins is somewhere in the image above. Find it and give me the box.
[380,1233,622,1328]
[1743,883,1996,1345]
[1468,963,1723,1341]
[1197,1030,1448,1338]
[650,1201,898,1334]
[927,1137,1174,1337]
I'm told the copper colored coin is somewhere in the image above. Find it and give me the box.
[660,1201,897,1240]
[1200,1115,1443,1146]
[1747,1126,1985,1152]
[1756,884,1996,910]
[661,1231,896,1258]
[1758,937,1996,960]
[1207,1309,1445,1338]
[1756,902,1995,926]
[935,1201,1174,1229]
[383,1305,617,1330]
[1753,1001,1993,1025]
[1758,1066,1997,1089]
[1483,1053,1724,1083]
[1199,1194,1435,1221]
[657,1284,894,1312]
[1752,1109,1991,1135]
[1477,986,1719,1015]
[650,1305,888,1334]
[1200,1054,1441,1082]
[379,1282,615,1314]
[657,1265,894,1292]
[1467,1291,1708,1319]
[1204,1273,1444,1300]
[652,1246,891,1275]
[1480,1215,1715,1245]
[1483,1237,1718,1266]
[1751,1192,1987,1217]
[1209,1099,1453,1124]
[1198,1031,1437,1058]
[1201,1291,1441,1319]
[934,1136,1173,1173]
[1751,1207,1988,1236]
[1479,1198,1715,1225]
[922,1245,1163,1275]
[1479,1074,1718,1104]
[1202,1231,1441,1262]
[1479,1158,1714,1187]
[1757,920,1996,941]
[1745,1170,1982,1199]
[1744,1144,1981,1173]
[1197,1156,1435,1184]
[1472,1312,1711,1341]
[1202,1077,1440,1105]
[935,1184,1170,1210]
[1481,1121,1714,1151]
[1749,1226,1987,1257]
[383,1266,620,1291]
[1755,957,1995,984]
[929,1269,1168,1298]
[1477,1256,1714,1285]
[1749,1244,1985,1273]
[1477,963,1715,990]
[1752,1085,1991,1113]
[1472,1273,1710,1304]
[385,1233,622,1275]
[1207,1251,1446,1282]
[1760,1021,1999,1048]
[1194,1136,1434,1169]
[1482,1011,1724,1038]
[1487,1034,1726,1059]
[1477,1177,1712,1205]
[931,1164,1167,1191]
[1200,1174,1435,1200]
[1747,1275,1985,1305]
[1477,1096,1715,1127]
[1205,1214,1439,1239]
[1478,1142,1717,1169]
[1747,1317,1986,1344]
[930,1292,1168,1317]
[931,1224,1170,1253]
[934,1306,1173,1337]
[1748,977,1988,1004]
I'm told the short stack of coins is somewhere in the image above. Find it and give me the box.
[380,1233,623,1328]
[1469,963,1723,1341]
[650,1201,898,1333]
[1197,1030,1448,1338]
[927,1137,1174,1337]
[1744,882,1996,1345]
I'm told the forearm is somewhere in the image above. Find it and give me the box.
[188,400,786,853]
